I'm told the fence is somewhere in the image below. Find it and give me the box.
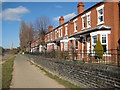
[68,49,120,66]
[27,49,120,67]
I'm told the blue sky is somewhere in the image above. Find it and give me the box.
[1,2,97,49]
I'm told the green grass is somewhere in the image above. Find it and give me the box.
[29,60,81,88]
[2,56,16,90]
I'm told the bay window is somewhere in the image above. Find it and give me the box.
[92,35,98,50]
[64,42,68,51]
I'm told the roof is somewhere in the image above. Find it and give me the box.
[69,25,111,38]
[46,1,104,34]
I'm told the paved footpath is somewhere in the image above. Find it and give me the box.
[10,54,65,88]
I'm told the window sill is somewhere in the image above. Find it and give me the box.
[74,31,77,33]
[86,26,91,29]
[97,21,104,26]
[81,28,86,30]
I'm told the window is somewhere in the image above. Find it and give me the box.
[75,40,78,50]
[51,32,52,40]
[81,15,86,29]
[61,43,63,51]
[65,24,68,35]
[73,18,78,32]
[61,29,62,37]
[58,27,62,37]
[102,35,106,43]
[96,5,104,25]
[74,21,78,32]
[54,44,57,50]
[102,45,107,53]
[64,42,68,51]
[93,35,97,44]
[58,29,60,37]
[101,34,107,53]
[55,30,57,39]
[92,35,97,50]
[86,12,91,28]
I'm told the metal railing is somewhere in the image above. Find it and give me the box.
[68,49,120,66]
[27,49,120,67]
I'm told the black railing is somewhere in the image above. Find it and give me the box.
[27,49,120,67]
[68,49,120,66]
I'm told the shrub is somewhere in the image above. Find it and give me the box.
[94,39,104,58]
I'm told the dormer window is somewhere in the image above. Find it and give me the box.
[73,18,78,33]
[96,4,104,25]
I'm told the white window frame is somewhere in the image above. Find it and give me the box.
[96,4,104,25]
[61,43,63,51]
[75,40,78,50]
[54,43,57,50]
[86,11,91,28]
[58,27,63,37]
[64,41,68,51]
[90,31,111,56]
[65,24,68,36]
[100,34,108,53]
[73,18,78,33]
[81,14,86,30]
[58,29,60,38]
[61,28,63,37]
[51,32,52,41]
[91,34,98,51]
[55,30,57,39]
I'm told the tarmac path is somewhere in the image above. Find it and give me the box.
[10,54,65,88]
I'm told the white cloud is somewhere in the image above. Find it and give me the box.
[0,6,30,21]
[53,12,76,21]
[54,5,62,8]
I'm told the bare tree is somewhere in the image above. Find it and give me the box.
[19,21,27,52]
[34,16,52,50]
[19,21,34,52]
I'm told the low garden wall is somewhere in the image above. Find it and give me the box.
[25,54,120,88]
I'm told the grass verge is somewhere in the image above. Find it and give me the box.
[2,56,16,90]
[29,60,81,88]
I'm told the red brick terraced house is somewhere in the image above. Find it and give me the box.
[31,34,41,52]
[32,1,120,64]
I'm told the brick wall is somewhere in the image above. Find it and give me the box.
[25,54,120,88]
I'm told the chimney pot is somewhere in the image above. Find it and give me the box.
[48,26,53,32]
[59,16,64,25]
[77,2,84,14]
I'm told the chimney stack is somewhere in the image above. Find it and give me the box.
[59,16,64,25]
[48,26,53,32]
[77,2,84,14]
